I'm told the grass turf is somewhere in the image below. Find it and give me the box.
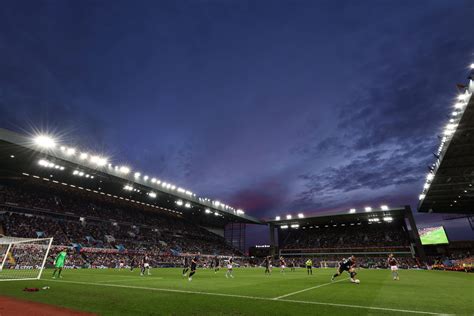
[0,267,472,315]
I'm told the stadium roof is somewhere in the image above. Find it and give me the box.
[0,128,262,225]
[266,206,408,229]
[418,73,474,214]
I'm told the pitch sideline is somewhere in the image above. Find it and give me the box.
[48,279,449,315]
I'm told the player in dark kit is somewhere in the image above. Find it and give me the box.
[188,252,200,281]
[182,256,190,276]
[387,254,399,280]
[263,256,272,275]
[130,256,136,272]
[214,256,220,273]
[332,255,358,283]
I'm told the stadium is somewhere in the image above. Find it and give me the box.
[0,78,473,314]
[1,2,474,316]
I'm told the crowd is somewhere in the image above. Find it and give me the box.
[281,223,410,250]
[0,180,239,257]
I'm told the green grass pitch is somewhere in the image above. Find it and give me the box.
[0,267,472,315]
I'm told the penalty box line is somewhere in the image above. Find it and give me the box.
[48,279,447,315]
[272,278,348,300]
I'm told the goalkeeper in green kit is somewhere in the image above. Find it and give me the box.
[52,249,67,279]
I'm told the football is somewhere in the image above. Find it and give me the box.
[355,279,360,284]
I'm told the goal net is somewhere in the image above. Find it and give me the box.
[0,235,53,281]
[320,260,340,268]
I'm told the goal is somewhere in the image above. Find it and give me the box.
[0,235,53,281]
[320,260,339,268]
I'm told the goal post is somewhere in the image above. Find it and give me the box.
[0,235,53,281]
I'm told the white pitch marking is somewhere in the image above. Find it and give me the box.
[48,279,448,315]
[273,278,348,300]
[95,277,163,283]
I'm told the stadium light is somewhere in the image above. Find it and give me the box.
[297,213,304,218]
[380,205,389,211]
[364,207,372,212]
[383,216,393,222]
[80,153,88,160]
[281,225,289,229]
[134,172,141,178]
[176,200,183,206]
[124,185,133,191]
[66,147,76,156]
[214,212,219,216]
[33,135,56,148]
[349,208,356,214]
[454,102,464,109]
[236,209,244,215]
[205,209,212,214]
[426,173,434,181]
[290,224,299,229]
[148,192,157,198]
[90,156,107,167]
[275,216,281,220]
[419,194,426,200]
[143,175,149,181]
[184,202,191,208]
[423,183,430,190]
[286,215,292,220]
[119,166,130,174]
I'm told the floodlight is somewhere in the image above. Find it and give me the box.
[281,225,289,229]
[349,208,356,214]
[214,212,219,216]
[426,174,434,181]
[286,215,292,219]
[80,153,88,160]
[34,135,56,148]
[205,209,212,214]
[134,172,141,178]
[184,202,191,208]
[454,103,464,109]
[364,207,372,212]
[236,209,244,215]
[78,172,84,176]
[143,176,149,181]
[119,166,130,174]
[73,170,79,175]
[383,216,393,222]
[176,200,183,206]
[291,224,299,228]
[151,178,157,183]
[148,192,157,198]
[380,205,389,211]
[423,183,430,189]
[66,148,76,156]
[297,213,304,218]
[275,216,281,220]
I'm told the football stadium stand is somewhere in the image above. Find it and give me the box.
[0,128,262,268]
[268,206,427,263]
[418,73,474,214]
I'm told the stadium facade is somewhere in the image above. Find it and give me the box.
[267,206,427,262]
[418,71,474,214]
[0,128,262,253]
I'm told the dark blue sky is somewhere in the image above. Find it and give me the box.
[1,0,473,243]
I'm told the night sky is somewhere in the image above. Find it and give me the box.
[1,0,473,245]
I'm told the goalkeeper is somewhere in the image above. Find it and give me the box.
[52,248,68,279]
